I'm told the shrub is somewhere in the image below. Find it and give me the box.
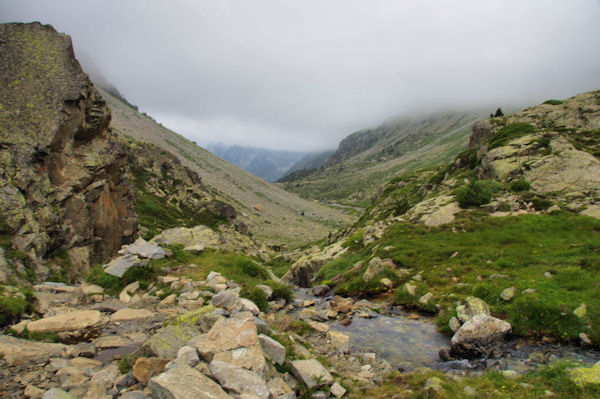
[266,281,294,302]
[510,179,531,192]
[456,180,492,208]
[543,99,564,105]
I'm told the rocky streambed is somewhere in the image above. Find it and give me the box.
[1,269,599,399]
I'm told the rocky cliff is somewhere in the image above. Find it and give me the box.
[0,23,138,276]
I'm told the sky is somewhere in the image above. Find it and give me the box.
[2,1,600,151]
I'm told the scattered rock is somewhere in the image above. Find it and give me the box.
[418,292,433,304]
[423,376,444,394]
[363,257,384,282]
[308,321,330,333]
[404,283,417,296]
[25,310,104,334]
[189,313,267,376]
[580,333,592,346]
[211,290,240,310]
[24,385,45,399]
[500,287,516,301]
[0,335,69,366]
[120,237,165,259]
[330,382,347,398]
[456,297,490,323]
[328,331,350,353]
[449,317,461,333]
[451,314,512,358]
[380,277,394,289]
[240,298,260,315]
[119,281,140,303]
[267,378,295,399]
[573,303,587,318]
[311,284,330,297]
[258,334,286,365]
[177,345,200,367]
[145,324,202,359]
[149,366,232,399]
[132,357,170,385]
[330,296,354,313]
[42,388,73,399]
[110,308,155,322]
[104,254,147,278]
[209,360,269,399]
[184,244,205,254]
[290,359,333,389]
[463,385,477,397]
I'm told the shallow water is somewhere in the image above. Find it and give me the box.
[330,313,450,371]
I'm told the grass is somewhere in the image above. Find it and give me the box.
[488,122,537,149]
[543,99,564,105]
[319,213,600,345]
[130,162,227,240]
[351,360,600,398]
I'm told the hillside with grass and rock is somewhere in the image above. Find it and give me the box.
[277,110,487,208]
[1,21,600,399]
[98,87,353,246]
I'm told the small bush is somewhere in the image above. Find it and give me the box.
[242,287,269,312]
[510,179,531,192]
[267,281,294,302]
[531,197,553,211]
[456,180,492,208]
[543,99,564,105]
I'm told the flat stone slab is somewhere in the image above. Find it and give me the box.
[103,254,147,278]
[26,310,104,334]
[0,335,70,366]
[110,308,155,322]
[149,366,233,399]
[144,324,202,359]
[119,237,166,259]
[291,359,333,389]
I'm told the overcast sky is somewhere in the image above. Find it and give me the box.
[3,1,600,151]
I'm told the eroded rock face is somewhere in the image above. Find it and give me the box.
[0,22,137,270]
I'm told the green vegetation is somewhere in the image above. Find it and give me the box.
[158,247,288,299]
[544,99,564,105]
[134,183,227,240]
[241,287,269,312]
[354,361,600,398]
[488,122,537,149]
[568,129,600,158]
[0,286,34,327]
[510,179,531,192]
[456,180,492,208]
[318,214,600,344]
[86,261,161,296]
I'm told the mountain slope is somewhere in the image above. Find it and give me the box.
[277,110,487,207]
[98,87,353,245]
[206,144,307,182]
[279,150,334,180]
[282,89,600,347]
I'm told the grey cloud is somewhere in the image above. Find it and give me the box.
[2,0,600,151]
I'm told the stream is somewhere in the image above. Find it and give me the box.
[293,288,600,374]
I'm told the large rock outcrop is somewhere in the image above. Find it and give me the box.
[0,23,138,271]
